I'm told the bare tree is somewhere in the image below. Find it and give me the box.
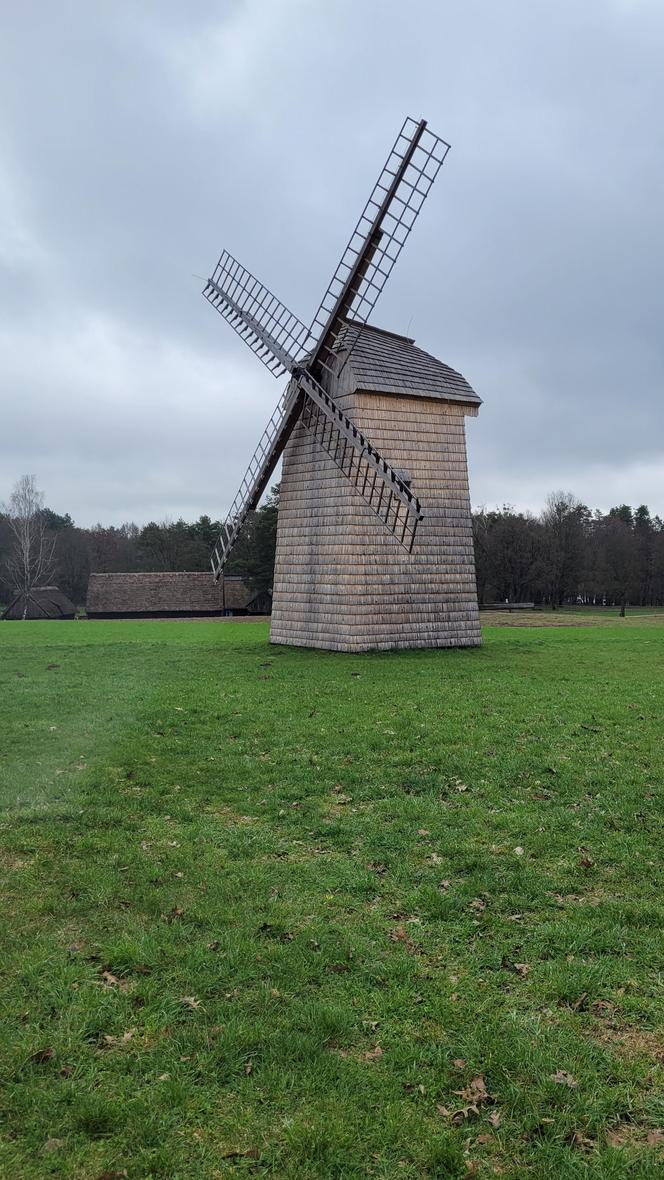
[2,475,56,618]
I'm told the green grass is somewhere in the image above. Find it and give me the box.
[1,619,664,1179]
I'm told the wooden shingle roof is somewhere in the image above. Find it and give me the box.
[2,586,76,620]
[85,572,264,617]
[336,321,481,405]
[86,572,223,615]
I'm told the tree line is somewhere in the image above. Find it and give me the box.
[0,478,279,606]
[474,493,664,611]
[2,479,663,612]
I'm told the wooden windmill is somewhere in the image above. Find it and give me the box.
[202,117,482,652]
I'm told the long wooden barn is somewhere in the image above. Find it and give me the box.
[85,572,270,619]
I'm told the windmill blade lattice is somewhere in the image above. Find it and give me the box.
[210,383,303,578]
[298,372,422,552]
[203,250,314,377]
[308,117,450,378]
[211,370,422,578]
[203,115,450,578]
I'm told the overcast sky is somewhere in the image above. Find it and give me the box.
[1,0,662,526]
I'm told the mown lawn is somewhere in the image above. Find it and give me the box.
[1,619,663,1179]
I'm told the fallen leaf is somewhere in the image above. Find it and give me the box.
[513,846,524,857]
[454,1075,493,1105]
[453,1058,466,1069]
[101,1028,136,1048]
[552,1069,578,1087]
[488,1111,502,1128]
[514,963,530,977]
[469,897,486,913]
[100,970,129,991]
[389,924,418,954]
[579,856,595,870]
[569,1130,595,1152]
[363,1045,384,1062]
[418,829,430,836]
[180,996,201,1010]
[29,1047,54,1065]
[164,906,184,922]
[439,879,451,891]
[244,1059,253,1075]
[157,1073,170,1081]
[646,1129,664,1146]
[207,940,221,952]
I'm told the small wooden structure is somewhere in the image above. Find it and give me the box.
[201,115,482,652]
[85,572,269,619]
[2,586,76,620]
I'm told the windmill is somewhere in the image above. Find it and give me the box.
[202,117,482,651]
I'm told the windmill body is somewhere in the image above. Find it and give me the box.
[271,323,481,650]
[201,117,482,652]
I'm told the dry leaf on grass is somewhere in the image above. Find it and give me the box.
[100,970,132,993]
[390,924,417,953]
[100,1028,136,1048]
[29,1047,54,1065]
[551,1069,578,1087]
[488,1111,502,1128]
[444,1075,496,1122]
[363,1045,384,1062]
[569,1130,596,1152]
[180,996,201,1010]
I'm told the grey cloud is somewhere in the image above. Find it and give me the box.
[1,0,662,525]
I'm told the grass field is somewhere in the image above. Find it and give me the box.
[1,618,664,1179]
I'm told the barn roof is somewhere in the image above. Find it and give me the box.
[85,571,261,616]
[336,321,481,406]
[2,586,76,620]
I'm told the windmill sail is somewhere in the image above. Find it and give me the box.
[308,118,450,379]
[211,369,422,578]
[210,383,303,578]
[203,250,314,377]
[298,372,422,552]
[205,116,451,578]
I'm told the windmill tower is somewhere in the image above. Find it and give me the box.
[202,117,482,652]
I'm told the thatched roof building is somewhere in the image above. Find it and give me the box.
[85,572,270,619]
[2,586,76,620]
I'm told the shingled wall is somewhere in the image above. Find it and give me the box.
[270,385,481,652]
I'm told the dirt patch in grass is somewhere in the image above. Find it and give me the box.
[591,1024,664,1063]
[481,609,664,628]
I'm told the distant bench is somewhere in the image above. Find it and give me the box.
[479,602,535,612]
